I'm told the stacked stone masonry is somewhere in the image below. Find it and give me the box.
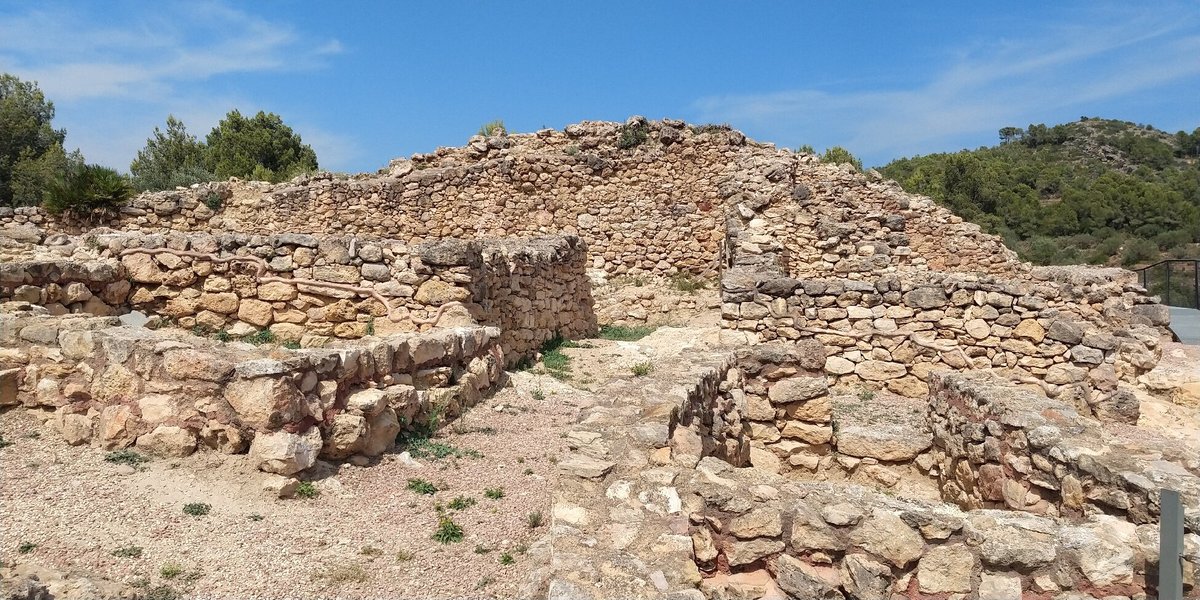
[1,118,1191,600]
[0,308,505,471]
[0,231,595,361]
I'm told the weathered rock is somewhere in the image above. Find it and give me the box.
[854,361,907,381]
[728,508,782,539]
[776,553,844,600]
[849,510,923,567]
[558,453,615,479]
[249,427,323,475]
[916,544,974,593]
[135,425,197,457]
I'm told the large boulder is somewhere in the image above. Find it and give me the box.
[249,427,323,475]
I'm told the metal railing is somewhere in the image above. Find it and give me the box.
[1136,259,1200,308]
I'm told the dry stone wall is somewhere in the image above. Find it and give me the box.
[1,232,595,361]
[2,118,1031,285]
[722,264,1167,409]
[929,371,1200,532]
[689,458,1194,600]
[0,309,505,471]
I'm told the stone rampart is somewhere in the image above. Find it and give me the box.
[1,119,1032,283]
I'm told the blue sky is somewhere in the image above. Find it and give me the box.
[1,1,1198,173]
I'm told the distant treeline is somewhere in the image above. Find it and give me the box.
[879,118,1200,267]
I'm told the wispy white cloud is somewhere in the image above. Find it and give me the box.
[0,2,338,101]
[0,1,355,170]
[692,8,1200,165]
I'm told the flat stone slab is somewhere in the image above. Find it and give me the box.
[833,392,932,461]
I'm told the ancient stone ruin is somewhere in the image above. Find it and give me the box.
[1,118,1196,599]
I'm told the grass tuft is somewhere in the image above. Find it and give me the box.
[432,515,464,544]
[407,478,438,495]
[596,325,657,341]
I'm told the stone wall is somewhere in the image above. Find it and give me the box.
[0,310,505,472]
[721,266,1167,410]
[929,371,1200,533]
[689,458,1195,600]
[1,118,1031,284]
[0,232,596,361]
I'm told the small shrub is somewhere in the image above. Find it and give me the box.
[240,329,276,346]
[474,544,492,554]
[112,545,143,558]
[214,330,232,343]
[359,546,383,557]
[499,552,515,565]
[596,325,656,341]
[448,496,476,510]
[690,123,732,134]
[857,388,875,402]
[564,145,579,156]
[42,164,133,217]
[296,481,319,499]
[432,515,464,544]
[203,193,222,211]
[17,541,36,554]
[407,478,438,495]
[631,362,654,377]
[395,549,414,561]
[282,340,301,350]
[160,564,183,580]
[182,502,211,517]
[105,449,150,467]
[526,511,544,529]
[617,121,650,149]
[478,120,506,137]
[484,487,505,500]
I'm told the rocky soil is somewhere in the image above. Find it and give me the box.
[0,322,720,599]
[0,374,577,599]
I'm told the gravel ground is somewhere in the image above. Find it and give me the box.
[0,371,584,600]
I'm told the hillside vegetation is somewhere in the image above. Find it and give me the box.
[880,118,1200,268]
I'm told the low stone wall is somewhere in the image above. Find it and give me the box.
[0,310,505,472]
[688,458,1195,600]
[721,267,1166,412]
[0,232,595,361]
[929,371,1200,533]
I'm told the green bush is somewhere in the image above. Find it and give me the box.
[617,122,650,149]
[296,481,319,499]
[182,502,211,516]
[1121,238,1158,267]
[42,164,133,217]
[820,146,863,171]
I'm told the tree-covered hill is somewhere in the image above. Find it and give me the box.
[879,118,1200,268]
